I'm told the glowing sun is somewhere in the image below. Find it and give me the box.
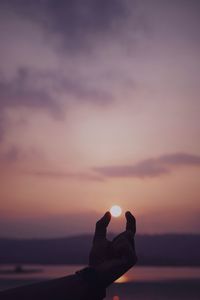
[110,205,122,217]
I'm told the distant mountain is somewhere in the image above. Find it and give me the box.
[0,234,200,266]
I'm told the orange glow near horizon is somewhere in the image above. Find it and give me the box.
[115,275,128,283]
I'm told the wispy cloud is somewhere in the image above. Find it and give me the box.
[0,0,136,141]
[0,66,113,141]
[1,0,132,50]
[0,69,56,112]
[0,146,104,181]
[93,153,200,179]
[27,152,200,181]
[27,170,104,182]
[0,68,112,113]
[0,145,43,165]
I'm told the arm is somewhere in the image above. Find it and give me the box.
[0,274,104,300]
[0,211,137,300]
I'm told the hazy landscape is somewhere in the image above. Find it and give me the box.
[1,234,200,299]
[0,234,200,266]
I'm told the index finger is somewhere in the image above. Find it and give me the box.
[125,211,136,235]
[94,211,111,241]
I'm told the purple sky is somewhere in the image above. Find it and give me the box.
[0,0,200,237]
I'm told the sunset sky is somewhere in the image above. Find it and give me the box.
[0,0,200,238]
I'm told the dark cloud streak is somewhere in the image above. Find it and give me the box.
[0,145,43,164]
[0,67,112,112]
[93,153,200,179]
[18,153,200,182]
[0,67,113,141]
[0,0,133,50]
[0,0,143,141]
[0,69,56,112]
[27,169,104,182]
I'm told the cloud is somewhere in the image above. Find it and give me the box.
[27,170,104,182]
[0,69,56,112]
[1,0,133,50]
[0,68,60,141]
[0,115,5,142]
[0,67,112,112]
[0,0,140,113]
[0,67,113,141]
[0,145,44,166]
[0,0,145,142]
[93,153,200,179]
[4,151,200,181]
[159,153,200,166]
[0,146,20,164]
[24,152,200,182]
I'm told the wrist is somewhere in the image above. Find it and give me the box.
[76,267,106,298]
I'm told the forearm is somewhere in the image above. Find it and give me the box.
[0,273,105,300]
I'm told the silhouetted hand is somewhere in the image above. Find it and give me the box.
[0,212,136,300]
[89,211,137,287]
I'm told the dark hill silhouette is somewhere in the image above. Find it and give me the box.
[0,234,200,266]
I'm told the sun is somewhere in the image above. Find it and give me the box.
[110,205,122,217]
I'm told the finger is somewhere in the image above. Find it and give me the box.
[125,211,136,234]
[94,211,111,241]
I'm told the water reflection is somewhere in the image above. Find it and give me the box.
[113,266,200,283]
[112,296,120,300]
[115,274,128,283]
[1,265,200,282]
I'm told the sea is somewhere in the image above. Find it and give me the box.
[0,265,200,299]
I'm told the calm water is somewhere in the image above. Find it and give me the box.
[0,265,200,299]
[0,265,200,281]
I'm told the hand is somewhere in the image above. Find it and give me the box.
[89,211,137,287]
